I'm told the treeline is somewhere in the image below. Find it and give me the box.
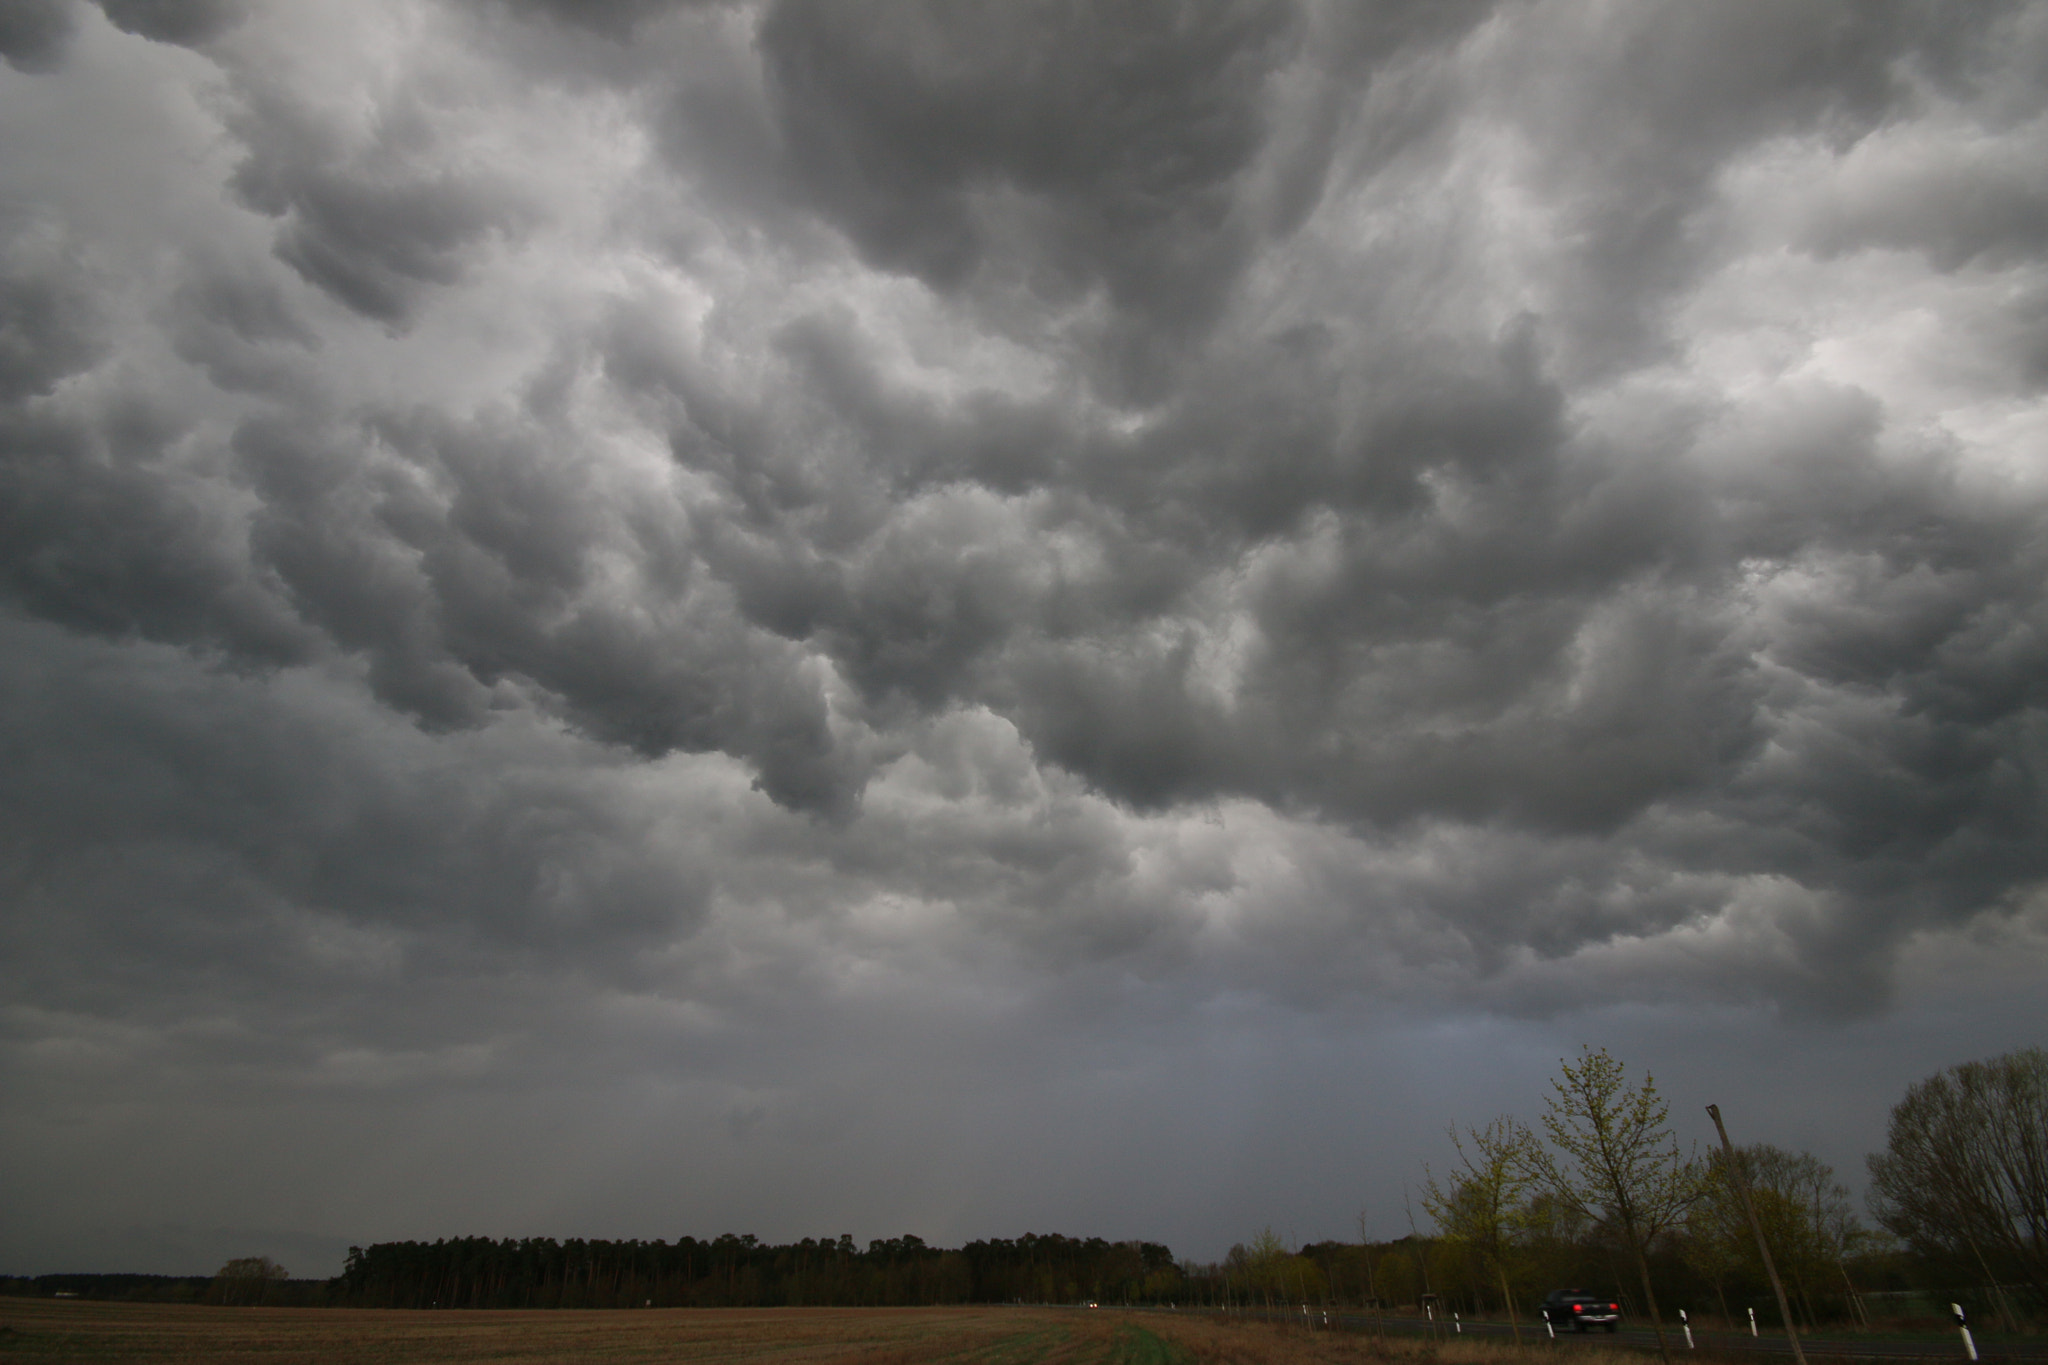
[0,1273,327,1306]
[1155,1231,1918,1323]
[330,1232,1180,1309]
[0,1274,212,1303]
[1184,1228,1927,1322]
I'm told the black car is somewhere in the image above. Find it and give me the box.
[1540,1289,1621,1333]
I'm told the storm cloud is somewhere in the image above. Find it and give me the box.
[3,0,2045,1274]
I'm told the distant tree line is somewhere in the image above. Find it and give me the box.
[0,1271,331,1306]
[329,1232,1179,1309]
[0,1274,216,1304]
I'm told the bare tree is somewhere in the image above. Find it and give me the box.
[1358,1207,1384,1334]
[1423,1116,1542,1342]
[1531,1046,1702,1365]
[1403,1187,1438,1337]
[1867,1046,2048,1308]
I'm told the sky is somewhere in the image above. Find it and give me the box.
[2,0,2045,1280]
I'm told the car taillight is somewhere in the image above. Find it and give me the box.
[1610,1304,1618,1312]
[1574,1305,1583,1312]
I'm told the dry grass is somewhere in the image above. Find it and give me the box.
[1136,1314,1641,1365]
[0,1301,1646,1365]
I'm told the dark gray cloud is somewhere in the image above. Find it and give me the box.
[486,0,721,37]
[2,0,2046,1277]
[1444,1,2020,377]
[163,247,323,395]
[226,401,865,810]
[0,403,314,662]
[0,222,310,659]
[224,79,534,326]
[0,0,73,72]
[93,0,245,46]
[0,214,101,399]
[759,0,1289,317]
[0,618,709,1016]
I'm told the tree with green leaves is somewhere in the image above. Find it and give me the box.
[1754,1145,1862,1323]
[1693,1143,1861,1326]
[1681,1176,1746,1323]
[1423,1115,1542,1341]
[1531,1046,1702,1364]
[1229,1228,1327,1309]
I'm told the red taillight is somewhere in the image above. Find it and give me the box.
[1574,1305,1584,1312]
[1610,1304,1619,1312]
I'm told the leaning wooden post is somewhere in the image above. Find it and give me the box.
[1706,1105,1808,1365]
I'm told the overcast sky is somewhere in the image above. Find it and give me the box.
[3,0,2045,1280]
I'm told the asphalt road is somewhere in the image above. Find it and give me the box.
[1157,1308,2043,1361]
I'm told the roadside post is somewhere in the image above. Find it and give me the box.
[1952,1304,1977,1362]
[1455,1312,1462,1334]
[1543,1308,1556,1341]
[1708,1105,1808,1365]
[1680,1310,1694,1350]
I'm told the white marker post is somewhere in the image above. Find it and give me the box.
[1953,1304,1977,1362]
[1749,1307,1758,1337]
[1544,1309,1556,1341]
[1455,1312,1462,1334]
[1681,1310,1694,1350]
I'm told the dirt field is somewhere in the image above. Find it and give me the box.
[0,1301,1620,1365]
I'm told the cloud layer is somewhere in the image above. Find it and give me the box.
[3,0,2045,1272]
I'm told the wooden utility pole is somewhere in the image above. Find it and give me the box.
[1705,1105,1808,1365]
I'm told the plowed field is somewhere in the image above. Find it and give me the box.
[0,1302,1590,1365]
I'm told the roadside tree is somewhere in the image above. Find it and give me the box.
[1424,1116,1542,1341]
[1532,1046,1702,1363]
[1229,1229,1328,1310]
[1690,1144,1863,1325]
[1867,1046,2048,1310]
[1374,1248,1420,1308]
